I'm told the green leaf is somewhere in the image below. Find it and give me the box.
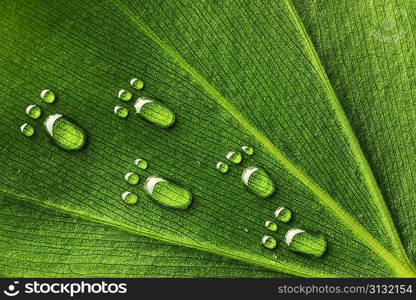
[0,0,414,277]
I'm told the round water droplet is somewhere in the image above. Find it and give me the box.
[117,89,132,101]
[114,105,129,118]
[124,172,139,185]
[242,166,275,198]
[20,123,34,137]
[122,191,138,205]
[274,206,292,223]
[134,158,148,170]
[226,151,242,164]
[265,220,278,232]
[261,235,277,249]
[134,97,175,128]
[216,161,229,173]
[241,146,254,155]
[40,89,56,103]
[285,228,327,258]
[144,176,192,209]
[44,114,86,150]
[130,78,144,90]
[26,104,42,119]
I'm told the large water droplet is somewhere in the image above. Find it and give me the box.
[144,176,192,209]
[44,114,86,150]
[26,105,42,119]
[261,235,277,249]
[117,89,132,101]
[122,191,138,205]
[226,151,242,164]
[242,166,275,198]
[241,146,254,155]
[265,220,277,231]
[134,97,175,128]
[274,206,292,223]
[285,228,327,258]
[216,161,229,174]
[114,105,129,118]
[134,158,148,170]
[20,123,34,137]
[124,172,139,185]
[40,89,56,103]
[130,78,144,90]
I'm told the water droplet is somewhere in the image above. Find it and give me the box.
[20,123,34,137]
[44,114,86,150]
[144,176,192,209]
[124,172,139,185]
[40,89,56,103]
[134,97,175,128]
[130,78,144,90]
[242,166,275,198]
[226,151,242,164]
[241,146,254,155]
[122,191,138,205]
[285,228,327,258]
[265,220,277,231]
[117,89,132,101]
[261,235,277,249]
[216,161,229,173]
[114,105,129,118]
[134,158,148,170]
[244,228,249,233]
[26,104,42,119]
[274,206,292,223]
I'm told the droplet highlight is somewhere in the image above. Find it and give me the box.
[265,220,277,232]
[216,161,229,174]
[144,176,192,209]
[241,146,254,155]
[122,191,138,205]
[114,105,129,118]
[26,105,41,119]
[274,206,292,223]
[285,228,327,258]
[242,166,275,198]
[130,78,144,90]
[134,158,148,170]
[134,97,175,128]
[20,123,34,137]
[44,114,86,150]
[117,89,132,101]
[40,89,56,103]
[124,172,139,185]
[261,235,277,249]
[226,151,242,164]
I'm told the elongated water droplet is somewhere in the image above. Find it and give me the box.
[124,172,139,185]
[274,206,292,223]
[265,220,277,231]
[144,176,192,209]
[114,105,128,118]
[130,78,144,90]
[261,235,277,249]
[241,146,254,155]
[44,114,86,150]
[20,123,34,137]
[226,151,242,164]
[285,228,327,258]
[134,97,175,128]
[117,89,132,101]
[242,166,275,198]
[134,158,148,170]
[26,104,42,119]
[122,191,138,205]
[216,161,229,173]
[40,89,56,103]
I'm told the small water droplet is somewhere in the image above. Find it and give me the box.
[130,78,144,90]
[241,146,254,155]
[117,89,132,101]
[134,158,148,170]
[134,97,175,128]
[124,172,139,185]
[114,105,129,118]
[26,104,42,119]
[261,235,277,249]
[20,123,34,137]
[226,151,242,164]
[216,161,229,173]
[144,176,192,209]
[274,206,292,223]
[244,228,249,233]
[122,191,138,205]
[285,228,327,258]
[40,89,56,103]
[44,114,86,150]
[265,220,278,231]
[242,166,275,198]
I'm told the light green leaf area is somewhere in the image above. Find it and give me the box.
[0,0,414,277]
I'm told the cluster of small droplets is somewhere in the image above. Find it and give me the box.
[215,145,254,175]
